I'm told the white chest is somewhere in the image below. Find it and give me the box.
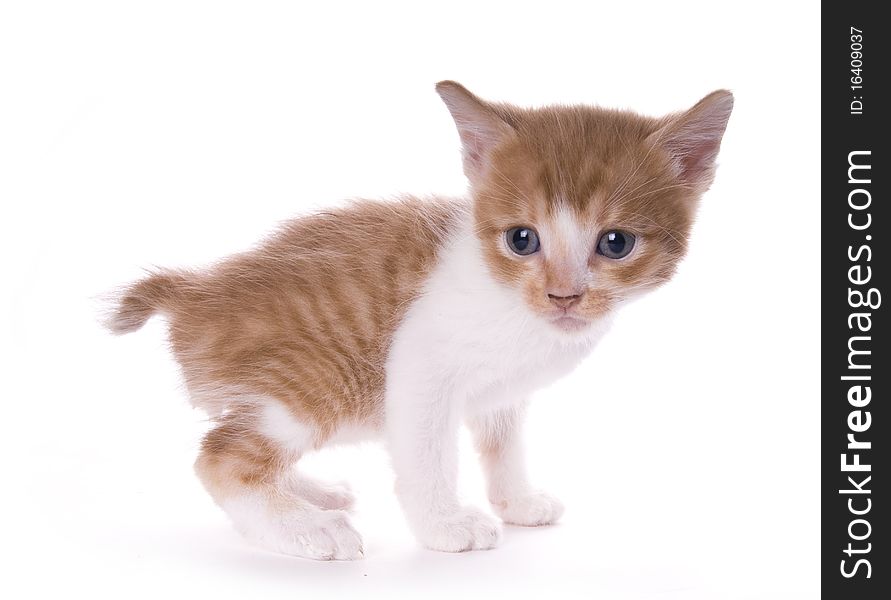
[387,220,611,413]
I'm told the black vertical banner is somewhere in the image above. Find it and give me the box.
[823,2,889,598]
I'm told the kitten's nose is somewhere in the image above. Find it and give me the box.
[547,292,583,309]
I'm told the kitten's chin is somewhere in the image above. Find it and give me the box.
[549,315,592,333]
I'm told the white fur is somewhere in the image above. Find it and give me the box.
[543,203,597,291]
[258,399,314,453]
[385,211,610,551]
[221,493,363,560]
[467,405,565,526]
[327,421,379,446]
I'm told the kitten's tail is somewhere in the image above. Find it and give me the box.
[106,271,185,334]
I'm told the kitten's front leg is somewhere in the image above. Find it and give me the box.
[468,405,564,526]
[386,375,502,552]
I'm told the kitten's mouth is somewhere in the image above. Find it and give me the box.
[550,314,590,332]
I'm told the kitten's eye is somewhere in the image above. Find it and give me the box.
[505,227,540,256]
[597,230,636,259]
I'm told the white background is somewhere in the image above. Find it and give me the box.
[1,1,820,599]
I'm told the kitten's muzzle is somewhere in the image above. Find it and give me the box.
[545,291,591,332]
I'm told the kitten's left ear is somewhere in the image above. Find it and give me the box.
[650,90,734,192]
[436,80,516,183]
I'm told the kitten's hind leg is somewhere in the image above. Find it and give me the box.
[194,403,363,560]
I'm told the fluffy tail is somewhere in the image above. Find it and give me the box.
[106,272,184,334]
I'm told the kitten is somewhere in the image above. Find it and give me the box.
[109,81,732,560]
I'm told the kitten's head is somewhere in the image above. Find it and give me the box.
[436,81,733,334]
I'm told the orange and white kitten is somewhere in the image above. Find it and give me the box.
[109,82,732,560]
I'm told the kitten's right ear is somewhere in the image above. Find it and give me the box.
[649,89,734,193]
[436,81,515,183]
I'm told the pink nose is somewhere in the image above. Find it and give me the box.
[547,293,583,309]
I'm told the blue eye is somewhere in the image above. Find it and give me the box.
[506,227,540,255]
[597,230,635,259]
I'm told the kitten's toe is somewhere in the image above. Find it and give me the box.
[254,510,364,560]
[322,512,365,560]
[301,510,364,560]
[419,506,502,552]
[494,491,564,526]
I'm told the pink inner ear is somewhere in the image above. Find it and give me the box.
[455,116,512,179]
[462,137,485,170]
[436,81,515,181]
[659,90,733,185]
[677,137,721,182]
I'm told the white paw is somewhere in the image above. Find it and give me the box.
[249,509,364,561]
[418,506,503,552]
[493,491,564,526]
